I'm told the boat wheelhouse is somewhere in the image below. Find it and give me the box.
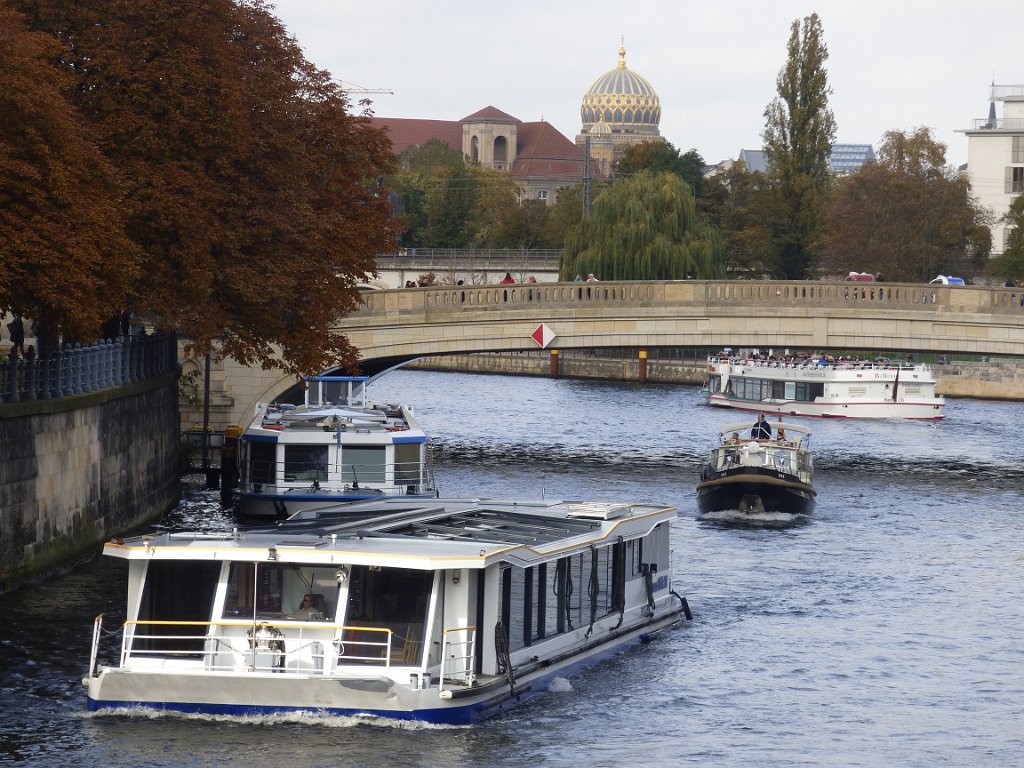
[235,376,437,520]
[704,356,945,419]
[697,421,815,516]
[84,497,688,724]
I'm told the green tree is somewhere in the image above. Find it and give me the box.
[701,164,776,278]
[762,12,836,279]
[0,3,139,343]
[817,128,990,282]
[618,141,706,199]
[13,0,396,376]
[560,171,725,280]
[986,194,1024,282]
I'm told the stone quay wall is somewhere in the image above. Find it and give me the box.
[0,375,181,593]
[407,353,1024,400]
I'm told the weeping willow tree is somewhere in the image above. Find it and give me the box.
[559,171,726,280]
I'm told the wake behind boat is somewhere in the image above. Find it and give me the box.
[697,419,815,517]
[235,375,437,521]
[704,355,944,419]
[83,496,689,724]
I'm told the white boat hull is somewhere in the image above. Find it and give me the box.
[707,393,944,420]
[86,609,682,725]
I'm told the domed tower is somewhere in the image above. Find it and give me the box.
[577,43,663,173]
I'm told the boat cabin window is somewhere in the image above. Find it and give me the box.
[222,563,340,621]
[503,542,634,651]
[393,442,423,486]
[135,560,221,654]
[342,446,387,485]
[246,441,276,486]
[342,566,432,662]
[731,376,824,403]
[284,445,328,482]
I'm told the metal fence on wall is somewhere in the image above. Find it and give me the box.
[1,332,177,405]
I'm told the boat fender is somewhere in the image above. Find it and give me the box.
[494,622,515,689]
[672,590,693,621]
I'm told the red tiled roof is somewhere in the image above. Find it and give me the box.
[460,106,520,123]
[371,110,601,180]
[371,117,462,155]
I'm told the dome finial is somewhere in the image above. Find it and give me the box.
[618,36,626,69]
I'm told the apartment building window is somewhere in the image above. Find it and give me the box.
[1008,166,1024,194]
[1013,137,1024,164]
[536,190,548,201]
[1006,227,1017,252]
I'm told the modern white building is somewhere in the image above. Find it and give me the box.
[960,84,1024,257]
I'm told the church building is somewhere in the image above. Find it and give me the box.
[370,44,663,205]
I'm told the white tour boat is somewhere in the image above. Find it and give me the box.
[697,420,815,516]
[84,497,689,724]
[704,356,945,419]
[235,375,437,520]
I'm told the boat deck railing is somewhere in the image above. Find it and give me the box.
[88,617,437,679]
[712,442,812,482]
[439,626,477,688]
[708,355,928,372]
[243,458,438,496]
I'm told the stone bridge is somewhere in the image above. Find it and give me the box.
[183,280,1024,431]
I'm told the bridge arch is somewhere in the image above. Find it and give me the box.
[195,280,1024,428]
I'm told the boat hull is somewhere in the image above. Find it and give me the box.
[85,610,682,725]
[707,393,944,420]
[696,468,816,516]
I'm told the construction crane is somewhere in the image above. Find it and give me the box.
[338,81,393,96]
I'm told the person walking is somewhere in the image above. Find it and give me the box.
[6,314,25,356]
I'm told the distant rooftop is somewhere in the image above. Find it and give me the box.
[735,144,875,176]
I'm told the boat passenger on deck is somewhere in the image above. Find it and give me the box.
[751,415,772,440]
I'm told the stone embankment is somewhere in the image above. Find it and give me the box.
[407,353,1024,401]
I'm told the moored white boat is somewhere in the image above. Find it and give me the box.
[697,420,815,516]
[704,356,944,419]
[235,375,437,520]
[84,496,689,724]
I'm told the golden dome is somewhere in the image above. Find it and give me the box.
[580,45,661,132]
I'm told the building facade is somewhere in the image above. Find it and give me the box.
[961,84,1024,257]
[371,44,663,205]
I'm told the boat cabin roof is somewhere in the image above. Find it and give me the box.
[103,497,675,571]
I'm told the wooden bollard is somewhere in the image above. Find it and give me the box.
[639,349,648,383]
[550,349,559,378]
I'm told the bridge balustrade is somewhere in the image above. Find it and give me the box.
[357,280,1024,317]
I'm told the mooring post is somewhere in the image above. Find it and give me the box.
[550,349,559,378]
[639,349,648,383]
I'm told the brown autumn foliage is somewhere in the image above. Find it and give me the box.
[817,128,989,282]
[0,3,139,344]
[7,0,396,375]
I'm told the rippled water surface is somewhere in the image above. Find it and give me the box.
[3,370,1023,767]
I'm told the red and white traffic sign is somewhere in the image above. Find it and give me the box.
[530,323,555,348]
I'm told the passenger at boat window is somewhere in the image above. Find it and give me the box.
[777,427,786,443]
[728,432,740,443]
[288,594,324,621]
[751,415,772,440]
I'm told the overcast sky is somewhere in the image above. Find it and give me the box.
[268,0,1020,169]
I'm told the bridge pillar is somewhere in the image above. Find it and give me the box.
[639,350,648,383]
[550,349,559,378]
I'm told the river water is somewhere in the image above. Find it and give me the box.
[3,370,1023,767]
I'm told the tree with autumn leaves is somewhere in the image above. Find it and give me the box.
[3,0,395,376]
[817,128,990,282]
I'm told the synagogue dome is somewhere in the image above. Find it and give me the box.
[580,45,661,133]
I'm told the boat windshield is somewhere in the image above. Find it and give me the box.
[222,563,341,621]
